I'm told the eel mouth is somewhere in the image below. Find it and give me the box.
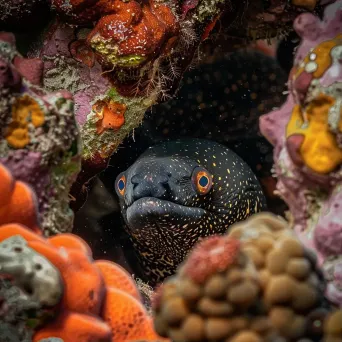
[126,197,207,232]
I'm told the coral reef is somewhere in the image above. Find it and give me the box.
[34,0,325,209]
[38,0,230,182]
[152,212,340,341]
[7,226,167,342]
[52,0,179,70]
[0,162,62,341]
[0,159,40,233]
[0,235,63,307]
[259,0,342,306]
[0,162,167,342]
[0,32,82,235]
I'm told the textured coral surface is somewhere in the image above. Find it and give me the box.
[259,0,342,306]
[52,0,179,69]
[0,32,81,235]
[0,162,167,342]
[153,213,340,341]
[0,162,62,341]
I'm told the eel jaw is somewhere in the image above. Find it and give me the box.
[125,197,207,232]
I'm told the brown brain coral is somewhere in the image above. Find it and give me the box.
[152,213,337,342]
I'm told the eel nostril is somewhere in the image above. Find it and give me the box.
[131,175,139,184]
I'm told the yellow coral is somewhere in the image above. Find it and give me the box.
[286,94,342,174]
[5,95,45,148]
[293,35,342,80]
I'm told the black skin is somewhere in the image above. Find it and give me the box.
[114,138,266,285]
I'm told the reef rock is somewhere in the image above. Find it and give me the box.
[0,235,63,307]
[0,32,81,235]
[259,0,342,307]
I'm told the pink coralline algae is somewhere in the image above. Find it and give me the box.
[0,32,82,236]
[260,0,342,307]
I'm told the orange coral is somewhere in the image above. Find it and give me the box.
[286,93,342,173]
[93,99,126,134]
[0,224,44,243]
[52,0,179,69]
[0,161,166,341]
[103,288,163,341]
[33,311,112,342]
[54,248,105,315]
[5,94,45,148]
[95,260,141,301]
[0,163,40,234]
[29,232,168,342]
[0,223,168,342]
[49,233,93,257]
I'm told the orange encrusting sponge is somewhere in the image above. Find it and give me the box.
[33,311,112,342]
[0,162,167,342]
[95,260,142,301]
[0,163,41,234]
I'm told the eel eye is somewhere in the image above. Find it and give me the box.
[192,167,213,195]
[117,175,126,196]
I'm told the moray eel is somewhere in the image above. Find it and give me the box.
[115,138,266,284]
[93,49,287,283]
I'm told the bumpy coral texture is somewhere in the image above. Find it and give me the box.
[259,0,342,307]
[0,162,167,342]
[42,0,232,174]
[39,24,157,163]
[0,235,63,307]
[52,0,179,69]
[42,0,180,165]
[152,213,339,341]
[0,162,40,234]
[7,226,168,342]
[0,162,61,341]
[0,32,81,235]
